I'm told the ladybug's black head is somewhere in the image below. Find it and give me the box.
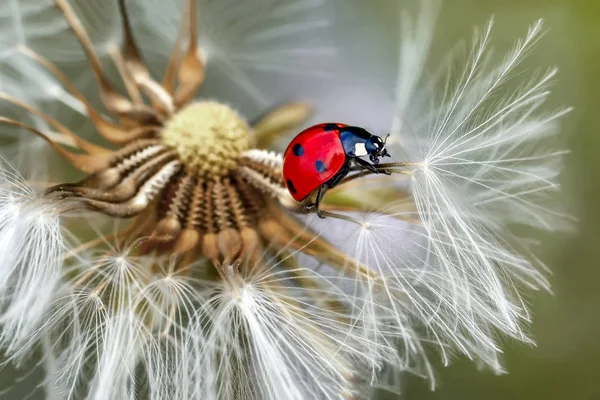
[366,134,391,164]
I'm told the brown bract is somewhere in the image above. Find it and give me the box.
[0,0,410,280]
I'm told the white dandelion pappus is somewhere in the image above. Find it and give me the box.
[40,241,210,400]
[41,246,386,400]
[133,258,211,400]
[37,240,147,398]
[385,11,569,370]
[305,211,437,382]
[194,255,392,400]
[85,312,140,400]
[0,158,63,359]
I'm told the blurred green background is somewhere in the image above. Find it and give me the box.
[359,1,599,399]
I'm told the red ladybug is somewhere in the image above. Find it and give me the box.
[282,123,390,218]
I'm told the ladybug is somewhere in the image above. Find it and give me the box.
[282,123,391,218]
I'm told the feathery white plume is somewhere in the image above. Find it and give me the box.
[393,17,569,346]
[195,259,392,400]
[0,158,63,358]
[385,13,567,372]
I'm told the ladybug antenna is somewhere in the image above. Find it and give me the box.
[382,134,391,157]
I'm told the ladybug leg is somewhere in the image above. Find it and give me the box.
[305,163,352,218]
[355,157,378,173]
[304,184,328,218]
[327,162,351,188]
[355,157,391,175]
[314,185,328,219]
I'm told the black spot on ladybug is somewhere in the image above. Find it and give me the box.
[315,160,326,173]
[292,143,304,156]
[322,123,338,131]
[286,179,297,194]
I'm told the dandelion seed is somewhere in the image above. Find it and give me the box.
[0,158,63,358]
[364,11,569,375]
[195,257,398,400]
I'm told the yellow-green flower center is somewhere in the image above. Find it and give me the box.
[161,101,253,177]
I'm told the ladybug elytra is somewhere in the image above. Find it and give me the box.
[282,123,391,218]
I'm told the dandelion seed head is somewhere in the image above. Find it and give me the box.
[161,101,253,176]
